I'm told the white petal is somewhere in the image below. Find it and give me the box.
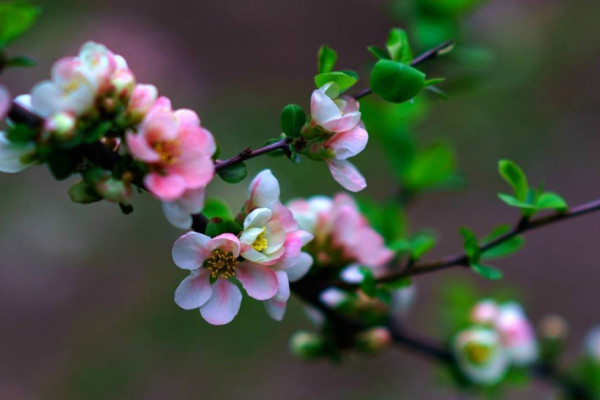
[239,227,265,246]
[199,279,242,325]
[286,252,313,282]
[264,299,287,321]
[174,269,212,310]
[0,131,34,173]
[172,232,211,270]
[243,207,272,230]
[311,86,342,127]
[247,169,280,209]
[236,262,278,300]
[162,201,193,230]
[326,159,367,192]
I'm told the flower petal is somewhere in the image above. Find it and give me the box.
[0,131,34,173]
[162,188,206,230]
[207,233,241,257]
[243,207,272,230]
[311,86,342,128]
[326,125,368,160]
[126,132,161,163]
[285,252,313,282]
[174,269,212,310]
[321,112,361,133]
[326,159,367,192]
[247,169,280,210]
[236,262,278,300]
[144,172,187,201]
[172,232,212,270]
[199,279,242,325]
[264,299,287,321]
[0,85,10,120]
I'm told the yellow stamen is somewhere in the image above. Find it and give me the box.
[205,249,239,279]
[464,342,493,366]
[152,140,180,164]
[252,230,268,252]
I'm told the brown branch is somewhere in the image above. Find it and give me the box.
[213,138,292,171]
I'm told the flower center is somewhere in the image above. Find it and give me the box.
[252,230,268,252]
[152,140,180,164]
[464,342,493,366]
[205,249,239,279]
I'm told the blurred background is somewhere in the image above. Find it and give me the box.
[1,0,600,398]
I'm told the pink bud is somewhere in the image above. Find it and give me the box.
[44,112,77,141]
[110,68,136,100]
[127,84,158,122]
[355,327,391,353]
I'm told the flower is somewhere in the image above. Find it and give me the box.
[470,299,500,325]
[453,327,509,386]
[126,84,158,123]
[584,326,600,362]
[172,232,279,325]
[288,193,393,272]
[126,97,216,201]
[162,188,206,229]
[309,83,368,192]
[241,170,314,320]
[0,84,10,120]
[0,131,35,173]
[495,302,538,366]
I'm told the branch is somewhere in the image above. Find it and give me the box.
[214,138,292,171]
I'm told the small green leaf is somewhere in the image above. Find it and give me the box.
[5,54,36,68]
[370,59,425,103]
[280,104,306,138]
[6,123,37,143]
[314,71,358,93]
[459,227,480,263]
[472,264,504,280]
[202,198,233,220]
[480,225,525,260]
[403,142,457,192]
[381,277,412,291]
[536,192,568,212]
[425,78,445,86]
[206,219,243,237]
[386,28,412,64]
[217,162,247,183]
[425,85,448,100]
[0,2,41,48]
[498,193,538,211]
[318,45,337,74]
[498,159,529,201]
[367,46,390,60]
[359,267,376,298]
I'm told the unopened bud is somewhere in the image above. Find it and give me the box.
[45,112,76,141]
[470,299,499,325]
[111,68,136,100]
[68,181,102,204]
[126,84,158,123]
[289,331,326,360]
[95,178,132,204]
[539,315,569,342]
[354,327,391,353]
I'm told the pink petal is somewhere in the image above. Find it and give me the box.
[207,233,241,257]
[0,85,10,120]
[144,172,187,201]
[311,87,342,127]
[325,125,368,160]
[326,159,367,192]
[179,126,217,156]
[126,132,160,163]
[321,112,361,133]
[274,232,303,269]
[340,95,360,114]
[174,108,200,128]
[272,203,298,232]
[174,269,212,310]
[264,299,287,321]
[236,262,278,300]
[247,169,280,210]
[285,252,313,282]
[199,279,242,325]
[172,232,212,269]
[167,155,214,188]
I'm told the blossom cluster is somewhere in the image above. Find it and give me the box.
[453,299,539,385]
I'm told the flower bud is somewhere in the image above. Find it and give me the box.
[110,68,136,100]
[126,84,158,123]
[354,327,391,353]
[470,299,499,325]
[495,302,538,366]
[44,112,77,141]
[453,327,508,386]
[68,181,102,204]
[95,177,132,204]
[289,331,326,360]
[539,315,569,342]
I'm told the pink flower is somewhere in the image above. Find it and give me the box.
[172,232,279,325]
[495,303,538,366]
[288,193,393,271]
[126,84,158,122]
[242,170,314,320]
[0,84,10,121]
[126,97,216,201]
[309,83,368,192]
[471,299,500,325]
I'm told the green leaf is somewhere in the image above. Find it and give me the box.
[536,192,568,212]
[206,219,243,237]
[280,104,306,138]
[5,54,36,68]
[367,46,390,60]
[318,45,337,74]
[68,181,102,204]
[498,193,537,211]
[217,162,247,183]
[314,71,358,93]
[472,264,504,280]
[46,151,79,180]
[425,85,448,100]
[359,267,376,298]
[202,198,233,220]
[6,123,37,143]
[498,159,529,201]
[380,277,412,291]
[425,78,445,86]
[459,227,480,263]
[370,59,425,103]
[479,224,525,260]
[403,142,457,192]
[0,1,41,48]
[386,28,412,64]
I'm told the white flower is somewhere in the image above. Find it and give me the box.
[0,131,34,173]
[453,327,509,386]
[495,302,539,366]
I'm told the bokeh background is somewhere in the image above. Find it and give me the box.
[1,0,600,398]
